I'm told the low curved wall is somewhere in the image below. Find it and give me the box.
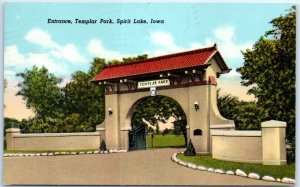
[211,130,262,163]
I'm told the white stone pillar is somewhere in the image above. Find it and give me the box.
[261,120,287,165]
[5,128,21,150]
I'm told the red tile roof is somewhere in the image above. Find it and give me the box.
[93,44,229,81]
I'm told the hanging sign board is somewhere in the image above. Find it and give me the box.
[137,79,170,89]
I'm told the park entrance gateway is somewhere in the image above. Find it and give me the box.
[92,44,235,153]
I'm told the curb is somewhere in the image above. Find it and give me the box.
[3,149,128,157]
[171,152,295,185]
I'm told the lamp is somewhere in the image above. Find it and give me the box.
[108,108,113,115]
[194,101,199,111]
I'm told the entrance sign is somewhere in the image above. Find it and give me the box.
[137,79,170,89]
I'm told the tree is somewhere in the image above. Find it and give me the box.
[217,90,264,130]
[237,7,295,143]
[131,96,187,145]
[64,71,104,130]
[16,66,64,120]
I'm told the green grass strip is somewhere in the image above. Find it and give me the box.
[146,134,185,148]
[177,154,295,179]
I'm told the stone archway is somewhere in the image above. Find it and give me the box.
[93,45,235,153]
[126,95,188,150]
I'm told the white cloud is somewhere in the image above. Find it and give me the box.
[212,26,253,60]
[4,45,26,67]
[87,39,126,60]
[25,29,58,49]
[25,28,86,64]
[214,26,234,42]
[220,70,241,79]
[150,31,180,51]
[51,44,86,64]
[190,43,203,49]
[148,31,186,56]
[4,45,68,77]
[27,53,68,74]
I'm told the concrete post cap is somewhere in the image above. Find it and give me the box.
[5,128,21,133]
[261,120,286,128]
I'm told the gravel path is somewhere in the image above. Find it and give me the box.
[3,148,286,185]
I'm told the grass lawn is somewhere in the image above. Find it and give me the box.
[146,134,185,148]
[4,149,97,153]
[178,154,295,179]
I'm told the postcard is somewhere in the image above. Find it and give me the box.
[3,2,295,185]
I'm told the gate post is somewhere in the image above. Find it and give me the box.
[104,93,121,150]
[261,120,287,165]
[6,128,21,150]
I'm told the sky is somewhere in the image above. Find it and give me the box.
[4,3,293,120]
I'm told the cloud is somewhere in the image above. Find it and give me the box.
[150,31,181,52]
[25,29,58,49]
[212,26,253,60]
[87,39,126,60]
[4,45,26,67]
[25,28,86,64]
[51,44,86,63]
[4,45,68,78]
[220,70,241,79]
[147,31,204,56]
[214,26,234,42]
[190,43,204,49]
[27,53,68,74]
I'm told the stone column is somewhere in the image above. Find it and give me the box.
[5,128,21,150]
[104,94,121,150]
[261,120,287,165]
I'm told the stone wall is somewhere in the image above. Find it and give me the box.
[211,120,287,165]
[6,128,101,150]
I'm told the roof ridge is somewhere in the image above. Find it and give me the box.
[104,44,217,69]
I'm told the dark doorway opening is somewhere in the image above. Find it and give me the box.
[129,125,146,151]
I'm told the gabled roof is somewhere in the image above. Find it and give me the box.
[92,44,230,82]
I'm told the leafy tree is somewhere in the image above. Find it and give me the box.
[4,118,19,135]
[162,128,170,136]
[237,7,295,143]
[64,71,104,130]
[217,90,264,130]
[16,66,64,120]
[63,57,108,130]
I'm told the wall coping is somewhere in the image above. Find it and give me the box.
[96,127,106,131]
[210,124,235,129]
[13,132,100,137]
[5,128,21,133]
[211,130,261,137]
[261,120,286,128]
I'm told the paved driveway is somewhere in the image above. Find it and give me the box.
[3,148,285,185]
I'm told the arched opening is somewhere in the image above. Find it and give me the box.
[128,95,187,151]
